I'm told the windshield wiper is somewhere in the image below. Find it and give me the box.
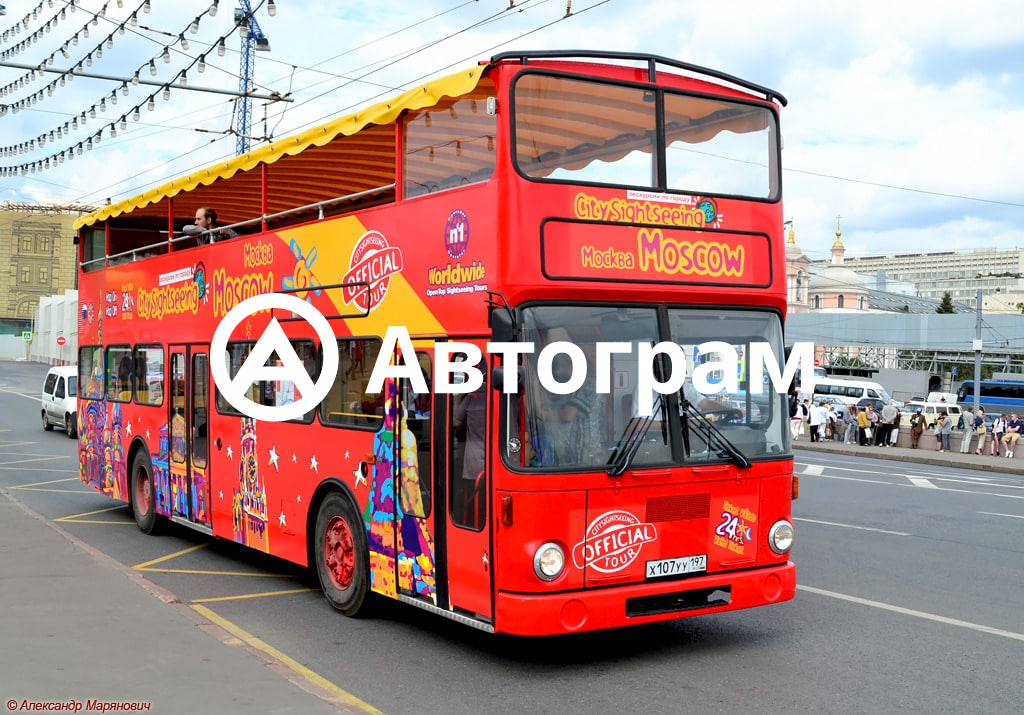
[606,394,664,477]
[680,399,752,469]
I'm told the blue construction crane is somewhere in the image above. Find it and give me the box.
[233,1,272,155]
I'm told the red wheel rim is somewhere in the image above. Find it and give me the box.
[324,515,355,590]
[134,464,151,518]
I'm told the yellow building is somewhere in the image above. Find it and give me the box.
[0,204,86,321]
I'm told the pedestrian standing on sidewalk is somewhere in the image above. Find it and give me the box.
[890,407,901,446]
[991,414,1006,456]
[973,409,988,455]
[845,403,858,444]
[809,400,825,443]
[959,409,977,454]
[857,407,870,446]
[938,412,953,452]
[910,409,924,448]
[879,403,897,446]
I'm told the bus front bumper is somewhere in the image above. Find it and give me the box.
[494,561,795,636]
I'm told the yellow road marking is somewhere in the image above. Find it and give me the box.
[132,543,208,569]
[137,567,294,577]
[58,519,136,524]
[192,604,386,715]
[192,587,317,604]
[56,505,127,522]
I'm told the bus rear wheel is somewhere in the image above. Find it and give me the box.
[131,450,161,535]
[314,492,369,617]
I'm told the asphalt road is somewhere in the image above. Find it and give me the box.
[1,360,1021,714]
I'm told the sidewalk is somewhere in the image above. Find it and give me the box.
[0,491,353,714]
[793,432,1023,474]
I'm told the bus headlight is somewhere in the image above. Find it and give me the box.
[533,542,565,581]
[768,520,795,554]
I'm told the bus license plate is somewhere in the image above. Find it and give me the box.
[646,554,707,579]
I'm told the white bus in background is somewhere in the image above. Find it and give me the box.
[808,377,894,406]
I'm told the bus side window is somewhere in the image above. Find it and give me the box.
[105,345,134,402]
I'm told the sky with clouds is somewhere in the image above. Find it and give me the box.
[0,0,1021,262]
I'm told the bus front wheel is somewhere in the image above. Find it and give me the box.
[131,450,161,535]
[314,492,369,617]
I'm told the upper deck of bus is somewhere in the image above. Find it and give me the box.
[73,51,787,339]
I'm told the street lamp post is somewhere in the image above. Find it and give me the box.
[973,288,982,412]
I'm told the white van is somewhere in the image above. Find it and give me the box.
[905,401,963,429]
[810,377,893,406]
[42,365,78,438]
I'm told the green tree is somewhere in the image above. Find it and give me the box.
[936,292,956,314]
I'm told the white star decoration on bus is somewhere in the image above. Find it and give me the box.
[310,455,318,473]
[125,421,132,436]
[226,445,233,459]
[279,511,286,527]
[219,490,224,500]
[268,445,280,470]
[345,450,350,459]
[292,453,297,463]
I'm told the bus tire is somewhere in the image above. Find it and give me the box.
[314,491,369,617]
[130,450,161,535]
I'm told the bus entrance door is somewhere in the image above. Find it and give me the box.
[443,346,492,621]
[168,345,212,530]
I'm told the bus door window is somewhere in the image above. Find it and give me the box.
[451,354,486,530]
[398,351,432,519]
[169,351,191,519]
[170,353,186,466]
[191,352,208,469]
[319,338,384,428]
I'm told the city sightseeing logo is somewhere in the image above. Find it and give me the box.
[209,294,816,422]
[572,509,658,573]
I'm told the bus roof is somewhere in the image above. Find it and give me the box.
[73,64,486,231]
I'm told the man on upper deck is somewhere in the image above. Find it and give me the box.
[185,207,239,244]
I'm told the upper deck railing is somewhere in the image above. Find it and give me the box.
[80,183,396,271]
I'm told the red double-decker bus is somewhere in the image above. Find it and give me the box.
[73,51,796,636]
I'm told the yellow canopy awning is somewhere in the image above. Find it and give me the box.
[74,64,487,230]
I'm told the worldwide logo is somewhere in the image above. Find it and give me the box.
[342,230,404,313]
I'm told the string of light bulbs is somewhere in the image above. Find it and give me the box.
[0,1,274,176]
[0,2,233,159]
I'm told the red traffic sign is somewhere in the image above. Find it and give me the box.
[56,336,66,346]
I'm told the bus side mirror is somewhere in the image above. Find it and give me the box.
[490,366,524,393]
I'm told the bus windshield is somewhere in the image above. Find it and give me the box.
[506,305,788,471]
[512,73,778,199]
